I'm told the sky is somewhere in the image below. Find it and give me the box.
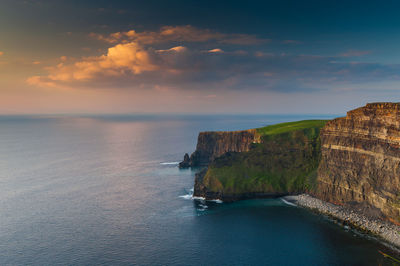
[1,0,400,114]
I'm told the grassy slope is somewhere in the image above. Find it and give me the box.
[256,120,328,136]
[201,120,328,196]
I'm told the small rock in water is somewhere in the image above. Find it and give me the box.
[179,153,191,168]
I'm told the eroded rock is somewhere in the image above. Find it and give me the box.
[316,102,400,222]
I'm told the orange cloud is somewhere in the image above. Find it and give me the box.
[0,51,3,56]
[26,76,57,87]
[25,27,268,90]
[28,42,157,87]
[157,46,187,53]
[208,48,224,53]
[90,25,267,45]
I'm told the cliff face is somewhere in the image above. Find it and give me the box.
[194,128,323,201]
[179,129,261,167]
[191,120,327,201]
[316,103,400,222]
[183,104,400,224]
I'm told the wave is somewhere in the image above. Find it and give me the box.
[179,187,203,201]
[178,194,206,201]
[208,199,223,203]
[179,188,223,203]
[192,196,206,201]
[160,162,180,165]
[179,194,193,200]
[179,188,207,201]
[280,197,297,206]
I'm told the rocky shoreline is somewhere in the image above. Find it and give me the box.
[284,194,400,252]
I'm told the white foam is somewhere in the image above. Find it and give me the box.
[179,187,206,201]
[280,198,297,206]
[179,194,193,200]
[178,194,206,201]
[208,199,223,203]
[192,196,206,201]
[179,188,221,203]
[160,162,180,165]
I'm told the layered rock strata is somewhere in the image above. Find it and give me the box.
[179,129,261,168]
[316,103,400,222]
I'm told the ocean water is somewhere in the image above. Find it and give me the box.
[0,114,395,265]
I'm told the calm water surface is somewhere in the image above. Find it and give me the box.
[0,114,395,265]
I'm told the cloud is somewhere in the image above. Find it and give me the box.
[27,76,57,87]
[157,46,187,53]
[27,25,400,94]
[30,44,400,93]
[28,42,400,93]
[90,25,267,45]
[208,48,224,53]
[28,42,158,87]
[339,50,371,57]
[0,51,3,56]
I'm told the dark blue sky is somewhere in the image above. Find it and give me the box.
[1,0,400,114]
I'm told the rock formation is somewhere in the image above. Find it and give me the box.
[189,120,327,201]
[316,102,400,221]
[179,129,261,168]
[181,103,400,224]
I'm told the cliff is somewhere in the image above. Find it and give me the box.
[315,102,400,222]
[192,120,327,201]
[179,129,261,167]
[184,103,400,224]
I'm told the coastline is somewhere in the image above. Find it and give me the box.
[284,194,400,253]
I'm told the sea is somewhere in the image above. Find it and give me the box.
[0,114,396,265]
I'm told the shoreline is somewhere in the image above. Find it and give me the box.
[284,194,400,253]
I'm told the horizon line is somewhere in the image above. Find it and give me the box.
[0,112,343,117]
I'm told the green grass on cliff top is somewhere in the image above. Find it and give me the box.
[256,120,328,136]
